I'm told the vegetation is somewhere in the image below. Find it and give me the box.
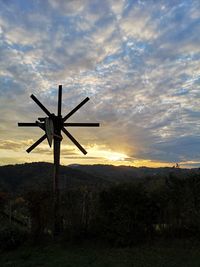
[1,239,200,267]
[1,163,200,265]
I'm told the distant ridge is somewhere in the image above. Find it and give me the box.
[0,162,199,194]
[69,163,199,182]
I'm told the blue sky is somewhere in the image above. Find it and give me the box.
[0,0,200,167]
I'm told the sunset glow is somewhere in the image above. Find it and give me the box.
[0,1,199,168]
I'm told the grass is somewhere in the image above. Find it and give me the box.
[1,239,200,267]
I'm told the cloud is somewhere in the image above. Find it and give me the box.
[0,0,200,167]
[120,7,158,41]
[0,139,33,151]
[151,135,200,162]
[48,0,88,16]
[5,27,41,46]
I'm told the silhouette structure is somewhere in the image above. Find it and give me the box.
[18,85,99,235]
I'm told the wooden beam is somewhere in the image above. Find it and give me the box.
[64,123,99,127]
[63,97,89,121]
[62,127,87,155]
[18,123,38,127]
[58,85,62,117]
[31,94,51,117]
[26,134,47,153]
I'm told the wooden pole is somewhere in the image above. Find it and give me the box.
[53,85,63,237]
[53,136,61,236]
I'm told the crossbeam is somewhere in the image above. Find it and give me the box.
[31,94,51,117]
[26,134,47,153]
[58,85,62,116]
[63,97,89,121]
[64,123,99,127]
[18,123,38,127]
[62,127,87,155]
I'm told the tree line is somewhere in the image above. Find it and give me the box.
[1,172,200,249]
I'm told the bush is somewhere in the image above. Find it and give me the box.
[0,224,28,250]
[96,183,148,246]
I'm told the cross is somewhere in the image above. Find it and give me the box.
[18,85,100,236]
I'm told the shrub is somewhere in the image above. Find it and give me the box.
[0,224,28,250]
[96,183,148,246]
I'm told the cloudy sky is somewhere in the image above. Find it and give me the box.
[0,0,200,168]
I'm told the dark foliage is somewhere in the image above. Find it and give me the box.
[96,184,148,245]
[0,163,200,248]
[0,224,28,250]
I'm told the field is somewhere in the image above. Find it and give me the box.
[1,239,200,267]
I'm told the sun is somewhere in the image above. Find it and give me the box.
[104,151,127,161]
[87,146,128,161]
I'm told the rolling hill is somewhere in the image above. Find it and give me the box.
[0,162,199,194]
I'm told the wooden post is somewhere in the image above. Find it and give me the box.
[53,136,61,236]
[53,85,62,237]
[9,199,12,225]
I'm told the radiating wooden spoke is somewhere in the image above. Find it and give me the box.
[58,85,62,117]
[62,127,87,155]
[26,134,47,153]
[31,94,51,117]
[63,97,89,121]
[18,123,38,127]
[64,123,99,127]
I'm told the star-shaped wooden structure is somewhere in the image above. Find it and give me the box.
[18,85,99,235]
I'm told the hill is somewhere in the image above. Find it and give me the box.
[69,164,199,181]
[0,162,199,194]
[0,162,109,193]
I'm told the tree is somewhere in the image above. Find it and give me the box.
[97,183,148,245]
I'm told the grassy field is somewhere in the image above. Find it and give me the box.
[1,239,200,267]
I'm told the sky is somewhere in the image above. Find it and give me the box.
[0,0,200,168]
